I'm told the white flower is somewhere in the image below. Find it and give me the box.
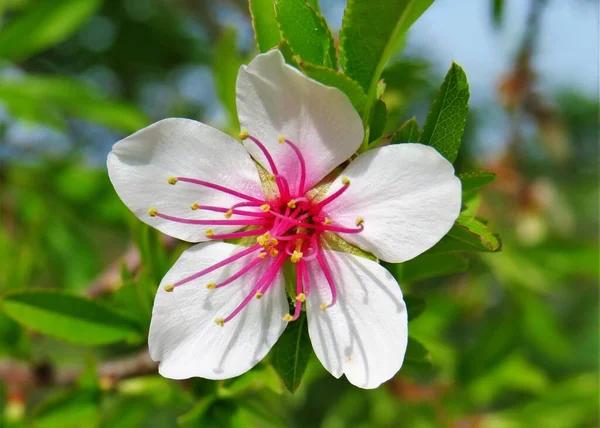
[107,50,461,389]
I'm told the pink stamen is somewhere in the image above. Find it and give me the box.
[269,210,316,229]
[155,212,268,226]
[275,175,291,200]
[214,258,263,289]
[291,261,304,321]
[246,136,280,176]
[207,228,268,240]
[283,139,307,197]
[316,251,337,308]
[300,235,320,262]
[271,233,311,241]
[301,259,310,297]
[194,205,268,218]
[223,254,286,323]
[175,177,264,203]
[317,223,364,234]
[311,184,349,212]
[172,244,261,289]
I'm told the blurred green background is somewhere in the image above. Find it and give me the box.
[0,0,598,427]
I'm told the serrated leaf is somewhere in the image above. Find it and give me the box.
[213,28,244,130]
[249,0,281,52]
[299,62,366,113]
[403,296,426,321]
[419,62,470,163]
[0,0,101,62]
[270,311,311,393]
[0,290,143,345]
[448,215,501,252]
[339,0,435,120]
[398,253,469,283]
[275,0,337,68]
[392,117,420,143]
[459,171,498,196]
[368,99,388,142]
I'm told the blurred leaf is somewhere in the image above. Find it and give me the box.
[33,388,99,428]
[270,311,311,393]
[459,171,498,197]
[275,0,337,68]
[0,75,149,132]
[368,99,388,142]
[178,395,218,428]
[396,253,469,283]
[492,0,504,28]
[446,215,501,252]
[0,0,101,62]
[0,290,143,345]
[403,295,426,321]
[339,0,435,119]
[418,62,470,163]
[213,28,244,131]
[299,62,366,113]
[391,117,420,143]
[403,337,432,370]
[381,58,432,95]
[250,0,282,52]
[224,366,283,397]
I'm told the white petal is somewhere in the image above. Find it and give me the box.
[149,241,288,380]
[237,50,364,196]
[305,250,408,389]
[322,144,462,263]
[107,118,265,242]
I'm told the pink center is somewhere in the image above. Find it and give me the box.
[151,135,363,325]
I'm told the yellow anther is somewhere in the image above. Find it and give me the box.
[268,174,276,180]
[278,135,286,144]
[296,293,306,302]
[255,291,263,299]
[206,283,216,290]
[356,217,364,226]
[269,238,279,247]
[287,199,297,209]
[260,204,271,212]
[282,314,293,321]
[148,207,158,217]
[320,303,328,311]
[224,209,233,219]
[341,176,350,186]
[214,318,225,326]
[290,250,303,263]
[257,252,267,259]
[191,202,199,210]
[270,248,279,257]
[167,176,178,185]
[164,284,174,292]
[324,217,332,225]
[205,229,214,237]
[239,130,249,140]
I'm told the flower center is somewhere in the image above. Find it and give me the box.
[148,133,364,326]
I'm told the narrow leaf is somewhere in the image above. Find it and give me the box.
[399,253,469,283]
[403,338,432,370]
[339,0,434,118]
[419,62,470,163]
[447,215,501,252]
[392,117,420,143]
[249,0,281,52]
[270,311,312,393]
[368,99,388,142]
[299,62,366,113]
[0,0,101,62]
[212,28,244,130]
[0,290,143,345]
[275,0,337,68]
[403,296,426,321]
[459,171,498,196]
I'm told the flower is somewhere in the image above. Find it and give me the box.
[107,50,461,389]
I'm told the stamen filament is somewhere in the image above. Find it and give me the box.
[311,180,350,212]
[214,257,263,289]
[316,223,364,234]
[206,228,268,240]
[175,177,263,203]
[316,251,337,308]
[154,211,268,226]
[283,139,307,197]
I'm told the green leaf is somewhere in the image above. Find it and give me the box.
[270,311,312,393]
[33,388,99,428]
[339,0,435,119]
[418,62,470,163]
[0,75,149,133]
[0,0,101,62]
[213,28,244,131]
[397,253,469,283]
[403,337,432,370]
[391,117,420,143]
[299,62,366,113]
[249,0,281,52]
[447,215,501,252]
[275,0,337,68]
[0,290,143,345]
[459,171,498,197]
[403,295,426,321]
[492,0,504,28]
[368,99,388,142]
